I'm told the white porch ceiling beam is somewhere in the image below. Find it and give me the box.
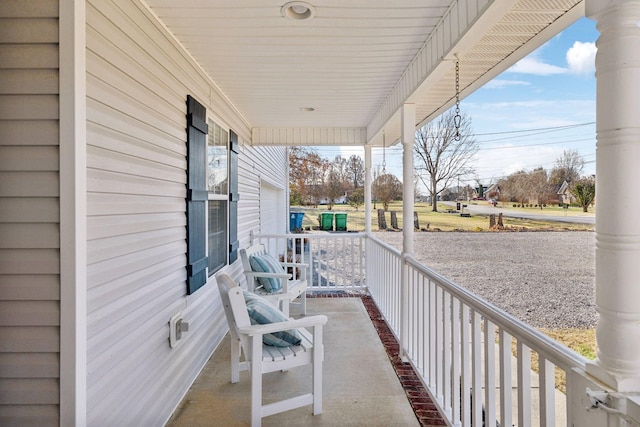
[252,127,367,146]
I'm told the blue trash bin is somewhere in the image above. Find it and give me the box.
[289,212,305,231]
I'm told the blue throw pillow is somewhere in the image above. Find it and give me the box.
[243,291,302,347]
[248,254,284,293]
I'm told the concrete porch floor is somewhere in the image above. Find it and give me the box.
[166,296,446,426]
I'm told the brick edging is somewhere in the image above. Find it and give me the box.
[308,292,447,426]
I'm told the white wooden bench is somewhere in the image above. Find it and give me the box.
[216,273,327,427]
[240,243,307,316]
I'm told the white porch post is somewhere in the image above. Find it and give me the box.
[399,103,415,361]
[586,0,640,392]
[364,145,372,235]
[401,104,416,255]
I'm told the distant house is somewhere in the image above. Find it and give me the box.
[557,180,575,205]
[319,192,348,205]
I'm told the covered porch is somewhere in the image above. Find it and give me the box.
[167,295,435,426]
[169,233,590,426]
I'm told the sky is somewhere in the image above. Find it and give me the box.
[315,16,599,192]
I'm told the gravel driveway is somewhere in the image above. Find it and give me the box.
[373,231,597,329]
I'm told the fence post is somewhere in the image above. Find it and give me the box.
[390,211,398,229]
[377,209,387,230]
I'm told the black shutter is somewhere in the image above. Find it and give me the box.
[186,95,209,294]
[228,130,239,263]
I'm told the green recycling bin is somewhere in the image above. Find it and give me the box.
[334,213,347,231]
[320,212,334,231]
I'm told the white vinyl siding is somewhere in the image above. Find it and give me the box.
[85,1,287,425]
[0,0,61,425]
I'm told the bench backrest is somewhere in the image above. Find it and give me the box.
[216,273,254,360]
[239,244,268,290]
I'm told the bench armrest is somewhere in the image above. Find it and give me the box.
[238,315,328,336]
[279,262,308,271]
[244,271,291,280]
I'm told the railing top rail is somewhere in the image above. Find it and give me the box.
[255,232,367,240]
[403,252,587,370]
[365,234,402,257]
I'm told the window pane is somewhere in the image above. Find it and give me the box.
[208,200,227,274]
[207,123,228,194]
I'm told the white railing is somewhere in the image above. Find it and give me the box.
[367,236,588,427]
[252,232,367,291]
[254,232,589,426]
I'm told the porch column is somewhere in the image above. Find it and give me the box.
[364,145,372,234]
[586,0,640,392]
[401,103,415,255]
[399,103,415,362]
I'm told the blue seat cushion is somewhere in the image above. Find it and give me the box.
[243,291,302,347]
[248,253,284,293]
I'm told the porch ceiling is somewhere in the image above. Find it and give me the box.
[145,0,583,147]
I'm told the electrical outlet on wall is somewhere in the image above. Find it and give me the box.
[169,313,183,348]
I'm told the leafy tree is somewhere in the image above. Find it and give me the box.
[348,187,364,211]
[414,109,479,212]
[571,176,596,212]
[550,149,585,185]
[373,173,402,211]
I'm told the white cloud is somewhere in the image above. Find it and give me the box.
[508,57,567,76]
[484,79,531,89]
[566,41,596,75]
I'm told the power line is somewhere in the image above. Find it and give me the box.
[473,121,594,137]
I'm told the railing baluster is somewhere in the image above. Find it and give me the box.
[451,297,461,425]
[461,304,471,427]
[539,356,555,427]
[429,279,436,389]
[499,329,513,427]
[484,321,496,427]
[436,286,444,400]
[518,340,532,427]
[443,291,452,412]
[472,311,482,427]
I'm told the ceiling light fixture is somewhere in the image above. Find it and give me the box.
[281,1,316,21]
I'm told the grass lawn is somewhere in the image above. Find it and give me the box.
[293,201,594,232]
[472,200,595,217]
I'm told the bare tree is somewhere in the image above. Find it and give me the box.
[497,170,530,205]
[529,167,551,208]
[289,147,330,206]
[549,149,584,185]
[414,109,479,212]
[346,155,365,189]
[324,168,345,210]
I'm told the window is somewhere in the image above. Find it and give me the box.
[207,121,229,274]
[186,95,238,294]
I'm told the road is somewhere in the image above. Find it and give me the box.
[441,201,595,224]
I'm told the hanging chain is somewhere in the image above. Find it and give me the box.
[454,60,462,141]
[382,131,387,173]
